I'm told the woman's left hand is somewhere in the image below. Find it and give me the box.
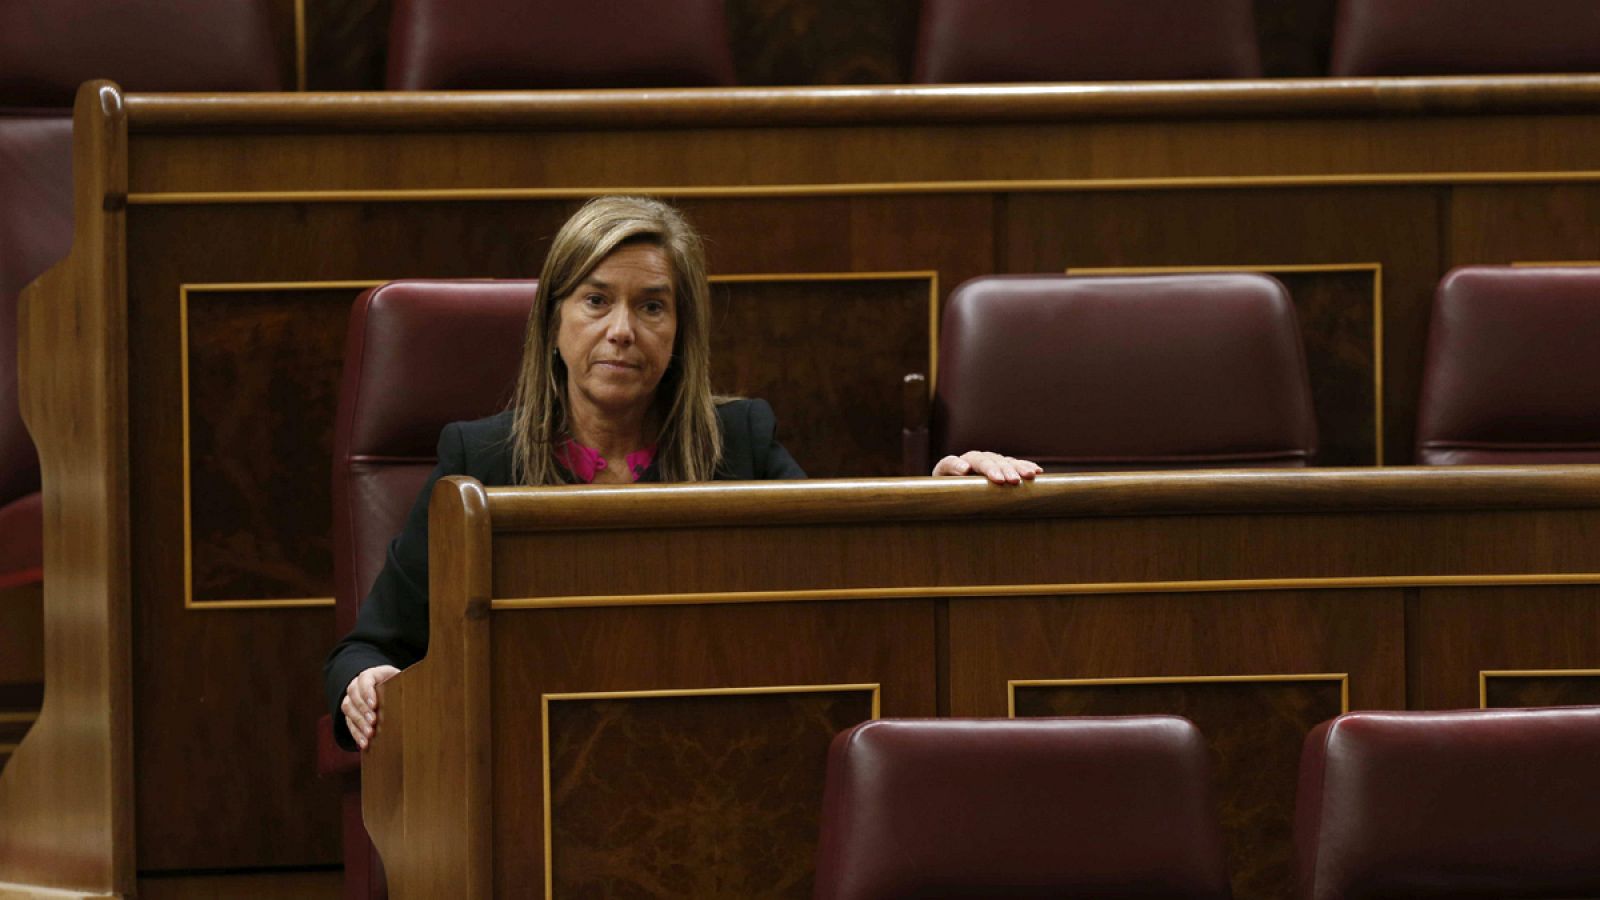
[932,451,1043,485]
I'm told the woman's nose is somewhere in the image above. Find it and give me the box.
[604,307,635,343]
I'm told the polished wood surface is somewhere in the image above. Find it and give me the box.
[21,77,1600,882]
[0,83,135,897]
[366,470,1600,900]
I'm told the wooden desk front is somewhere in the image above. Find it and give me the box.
[11,76,1600,893]
[366,470,1600,899]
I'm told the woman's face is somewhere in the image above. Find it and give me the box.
[555,242,678,421]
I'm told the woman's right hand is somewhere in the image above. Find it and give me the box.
[342,665,401,750]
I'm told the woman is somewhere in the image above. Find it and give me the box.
[326,196,1038,750]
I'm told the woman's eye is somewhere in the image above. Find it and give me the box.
[583,293,607,308]
[641,301,666,315]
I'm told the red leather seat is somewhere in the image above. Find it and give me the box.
[1330,0,1600,76]
[815,717,1232,899]
[321,280,536,899]
[1295,707,1600,900]
[914,0,1261,84]
[912,273,1316,473]
[1415,266,1600,464]
[386,0,738,89]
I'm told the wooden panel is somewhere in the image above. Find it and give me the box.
[546,688,875,898]
[1014,676,1345,900]
[1414,584,1600,710]
[304,0,389,91]
[489,599,938,898]
[952,588,1402,900]
[1483,670,1600,709]
[186,287,350,603]
[1449,184,1600,265]
[711,277,930,477]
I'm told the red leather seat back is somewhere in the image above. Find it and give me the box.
[332,280,535,634]
[1330,0,1600,76]
[932,274,1317,470]
[0,114,71,510]
[914,0,1261,83]
[1416,266,1600,465]
[0,0,287,105]
[386,0,738,90]
[1295,708,1600,900]
[815,717,1232,900]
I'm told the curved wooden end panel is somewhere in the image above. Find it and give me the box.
[0,82,134,896]
[363,477,492,900]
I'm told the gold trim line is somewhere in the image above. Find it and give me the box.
[493,572,1600,610]
[124,170,1600,206]
[1478,667,1600,708]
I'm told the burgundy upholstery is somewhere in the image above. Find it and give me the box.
[1415,266,1600,465]
[324,280,536,900]
[815,717,1232,900]
[1294,707,1600,900]
[914,0,1261,84]
[0,493,42,590]
[0,114,70,529]
[0,0,286,105]
[924,274,1316,472]
[1330,0,1600,77]
[386,0,737,90]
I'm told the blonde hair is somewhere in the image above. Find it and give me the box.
[507,196,722,484]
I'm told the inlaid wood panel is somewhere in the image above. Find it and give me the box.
[489,599,938,898]
[1414,584,1600,710]
[185,287,351,604]
[1482,670,1600,709]
[545,688,875,898]
[1014,676,1345,900]
[710,276,931,477]
[951,588,1400,900]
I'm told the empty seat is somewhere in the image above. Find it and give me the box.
[815,717,1232,899]
[1295,707,1600,899]
[1330,0,1600,77]
[386,0,738,89]
[0,0,286,104]
[1415,266,1600,464]
[321,280,536,899]
[914,0,1261,84]
[911,273,1316,473]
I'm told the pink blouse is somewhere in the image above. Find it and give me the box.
[555,439,657,483]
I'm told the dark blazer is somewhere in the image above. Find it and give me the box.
[325,398,803,749]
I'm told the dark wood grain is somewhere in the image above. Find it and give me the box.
[547,690,874,898]
[304,0,390,91]
[187,288,349,602]
[1484,672,1600,709]
[711,277,929,476]
[1016,676,1347,900]
[1413,585,1600,710]
[488,599,938,897]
